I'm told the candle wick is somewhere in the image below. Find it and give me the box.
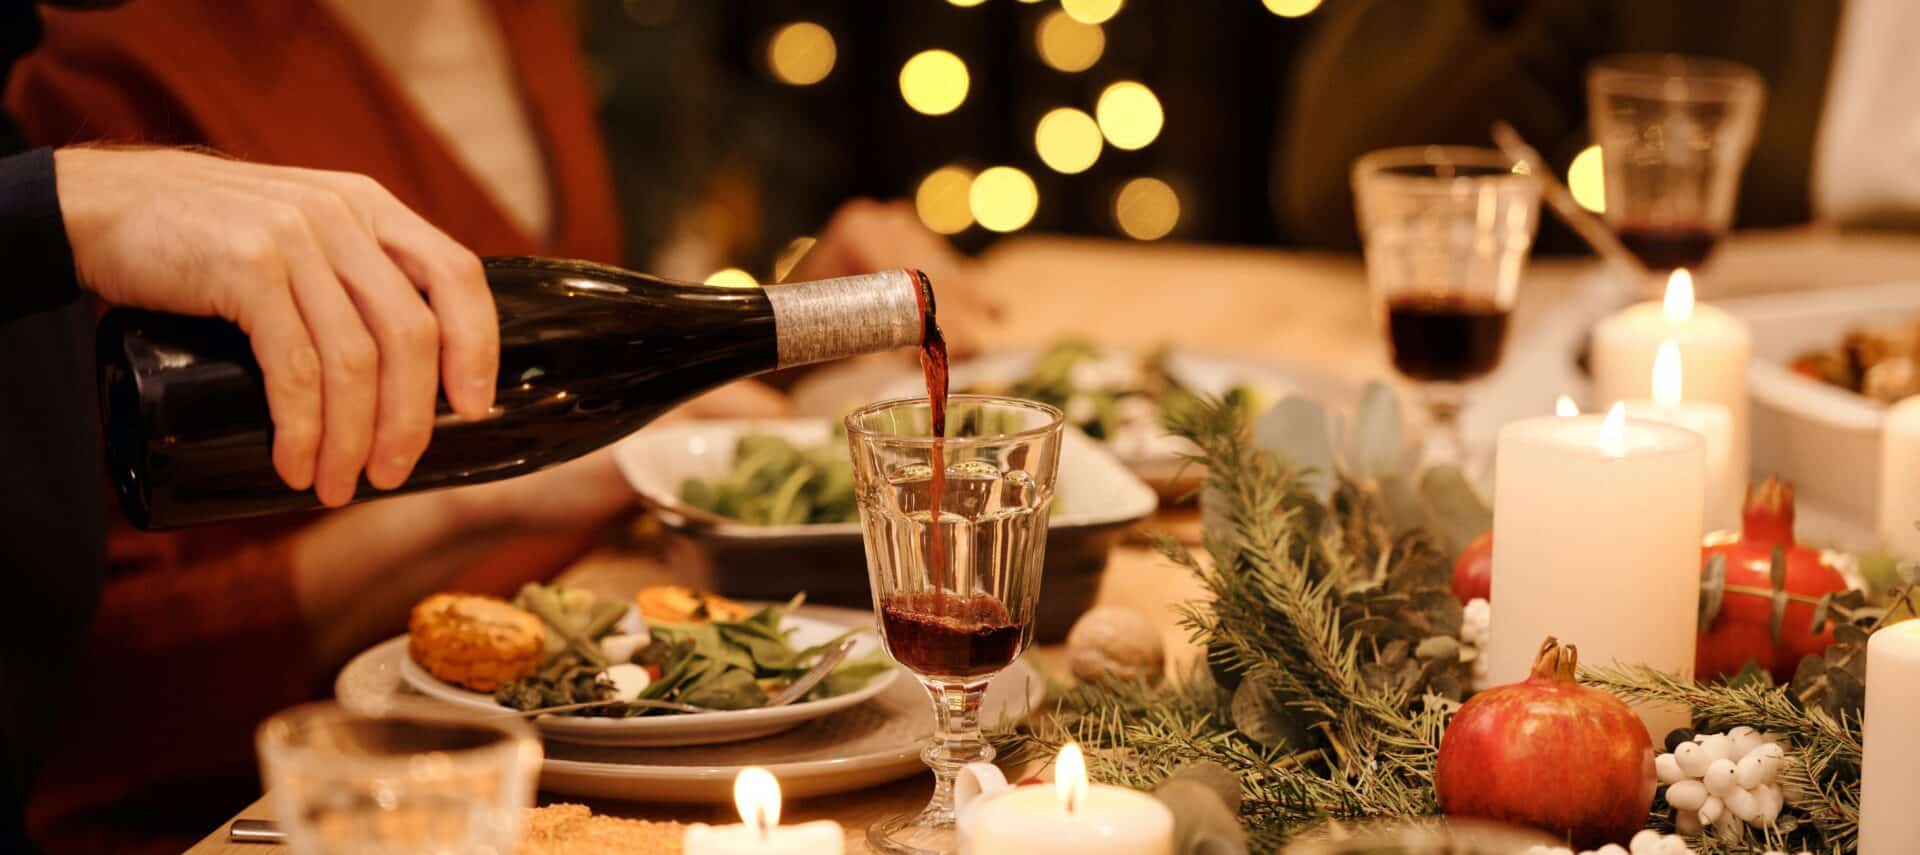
[754,805,769,843]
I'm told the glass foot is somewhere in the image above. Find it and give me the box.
[867,808,959,855]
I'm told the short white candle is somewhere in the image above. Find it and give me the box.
[1858,621,1920,854]
[1592,269,1752,500]
[1621,341,1738,533]
[1488,405,1704,739]
[683,767,844,855]
[1879,397,1920,558]
[961,744,1173,855]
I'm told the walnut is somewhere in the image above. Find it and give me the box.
[1065,606,1165,684]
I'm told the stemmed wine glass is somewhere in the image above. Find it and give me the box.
[1351,146,1541,472]
[1588,53,1765,288]
[846,395,1065,855]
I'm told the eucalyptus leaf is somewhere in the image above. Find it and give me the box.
[1414,635,1460,662]
[1346,382,1404,481]
[1770,545,1788,592]
[1252,396,1336,501]
[1727,660,1774,689]
[1810,592,1834,635]
[1770,589,1790,647]
[1418,464,1492,554]
[1377,474,1427,537]
[1699,554,1728,629]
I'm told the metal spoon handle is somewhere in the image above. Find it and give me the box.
[1490,120,1647,278]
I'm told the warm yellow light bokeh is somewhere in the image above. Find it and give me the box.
[1035,10,1104,73]
[899,50,970,115]
[1261,0,1322,17]
[1034,108,1103,174]
[916,166,977,235]
[1095,81,1163,150]
[947,0,988,6]
[1114,177,1179,240]
[704,268,758,287]
[1570,144,1605,213]
[1061,0,1122,24]
[970,166,1040,233]
[767,22,836,86]
[772,236,817,282]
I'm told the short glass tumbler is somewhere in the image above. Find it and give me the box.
[1352,145,1540,470]
[846,395,1065,855]
[1588,53,1765,278]
[257,701,542,855]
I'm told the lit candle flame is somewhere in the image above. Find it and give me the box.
[1662,269,1694,323]
[1599,402,1627,458]
[1056,742,1088,816]
[734,766,781,841]
[1652,340,1684,407]
[1555,395,1579,417]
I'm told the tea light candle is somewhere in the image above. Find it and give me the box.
[1879,397,1920,558]
[1621,341,1738,533]
[1859,620,1920,854]
[1592,269,1751,498]
[962,744,1174,855]
[1487,405,1704,739]
[683,767,844,855]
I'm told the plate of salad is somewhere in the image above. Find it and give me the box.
[397,584,897,747]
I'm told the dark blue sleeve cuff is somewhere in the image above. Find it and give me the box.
[0,147,80,323]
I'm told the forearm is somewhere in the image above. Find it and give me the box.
[289,490,510,668]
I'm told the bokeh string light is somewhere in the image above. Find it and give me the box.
[1115,177,1180,240]
[766,22,835,86]
[704,268,758,287]
[1035,10,1105,73]
[1569,144,1606,213]
[970,166,1040,233]
[1034,108,1103,174]
[1261,0,1323,17]
[899,49,971,115]
[1061,0,1123,25]
[946,0,988,6]
[1096,81,1164,150]
[916,166,977,235]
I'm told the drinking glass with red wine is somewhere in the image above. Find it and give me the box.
[1588,54,1765,287]
[846,394,1064,855]
[1352,146,1541,471]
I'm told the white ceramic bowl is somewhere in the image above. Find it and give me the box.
[1720,283,1920,525]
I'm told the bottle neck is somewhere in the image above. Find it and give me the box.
[764,269,928,369]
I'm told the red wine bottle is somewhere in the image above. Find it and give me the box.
[100,257,934,529]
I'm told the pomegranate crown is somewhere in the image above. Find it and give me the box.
[1528,636,1579,682]
[1742,476,1797,546]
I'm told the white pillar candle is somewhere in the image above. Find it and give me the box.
[1621,341,1738,533]
[1879,397,1920,557]
[1592,269,1752,499]
[1488,405,1704,739]
[684,767,844,855]
[961,744,1173,855]
[1858,620,1920,854]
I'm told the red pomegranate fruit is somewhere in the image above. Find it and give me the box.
[1452,530,1493,604]
[1695,478,1849,684]
[1436,637,1656,850]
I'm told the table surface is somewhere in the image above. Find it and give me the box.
[185,228,1920,854]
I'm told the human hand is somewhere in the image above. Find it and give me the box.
[55,147,498,506]
[786,198,1003,355]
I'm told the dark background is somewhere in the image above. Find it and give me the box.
[579,0,1320,271]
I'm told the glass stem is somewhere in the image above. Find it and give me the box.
[920,679,992,824]
[1421,384,1470,473]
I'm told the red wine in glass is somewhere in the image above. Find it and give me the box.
[1614,223,1720,271]
[880,593,1021,679]
[1385,294,1512,383]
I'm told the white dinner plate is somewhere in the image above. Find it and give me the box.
[338,614,1045,804]
[394,611,898,747]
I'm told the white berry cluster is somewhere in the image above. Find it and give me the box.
[1656,726,1790,840]
[1458,597,1491,687]
[1523,829,1694,855]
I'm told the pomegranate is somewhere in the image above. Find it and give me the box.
[1695,478,1849,684]
[1452,530,1493,604]
[1436,637,1656,849]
